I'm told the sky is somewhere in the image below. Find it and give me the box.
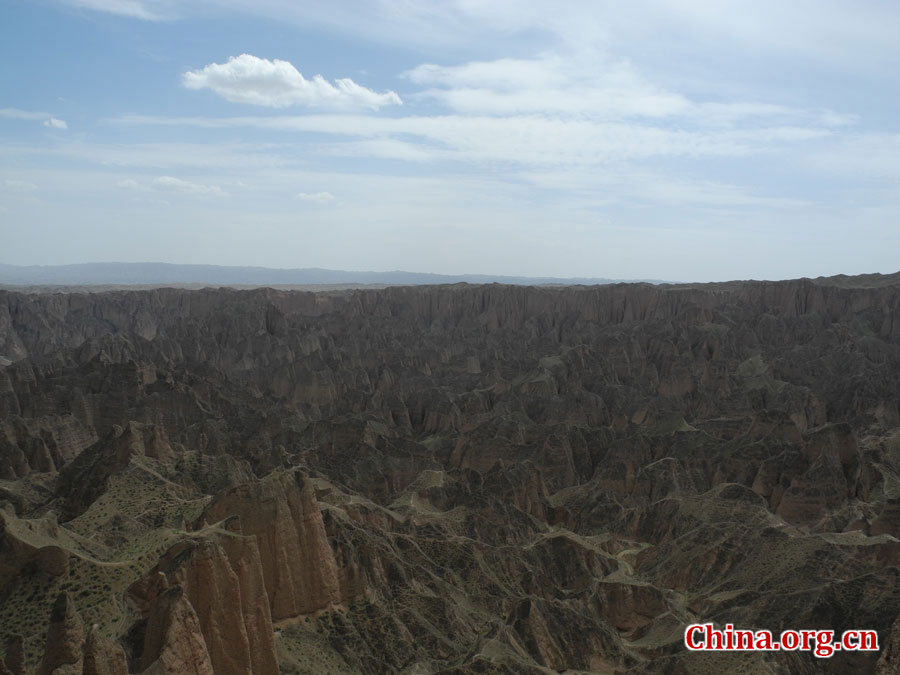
[1,0,899,282]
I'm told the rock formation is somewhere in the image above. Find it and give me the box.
[139,583,215,675]
[201,469,344,619]
[35,593,83,675]
[0,274,898,673]
[82,626,127,675]
[878,612,900,674]
[128,528,278,675]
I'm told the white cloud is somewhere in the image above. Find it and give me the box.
[296,191,335,203]
[1,139,292,170]
[405,53,855,130]
[806,133,900,182]
[58,0,166,20]
[0,108,49,121]
[167,1,900,78]
[182,54,402,110]
[49,1,900,76]
[110,114,830,166]
[1,108,67,129]
[631,0,900,70]
[519,168,812,210]
[117,179,139,189]
[3,179,37,192]
[152,176,227,196]
[325,138,436,162]
[406,57,569,91]
[405,54,691,118]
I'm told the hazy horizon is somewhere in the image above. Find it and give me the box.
[3,260,898,287]
[3,1,900,282]
[0,260,674,286]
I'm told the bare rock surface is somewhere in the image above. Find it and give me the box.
[35,593,82,675]
[139,583,215,675]
[201,469,343,620]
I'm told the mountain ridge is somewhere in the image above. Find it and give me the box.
[0,262,669,287]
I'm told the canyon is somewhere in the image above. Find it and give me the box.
[0,274,899,673]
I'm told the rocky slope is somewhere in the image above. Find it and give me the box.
[0,275,899,673]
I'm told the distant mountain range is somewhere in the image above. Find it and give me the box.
[0,262,668,287]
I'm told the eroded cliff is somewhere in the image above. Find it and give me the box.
[0,276,899,673]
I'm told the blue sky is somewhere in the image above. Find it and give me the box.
[1,0,899,281]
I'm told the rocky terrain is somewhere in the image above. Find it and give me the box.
[0,274,899,674]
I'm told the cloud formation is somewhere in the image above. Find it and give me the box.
[59,0,165,20]
[113,113,829,166]
[0,108,49,120]
[152,176,227,196]
[1,108,67,129]
[296,191,335,203]
[182,54,402,110]
[3,179,38,192]
[405,55,691,118]
[405,54,855,129]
